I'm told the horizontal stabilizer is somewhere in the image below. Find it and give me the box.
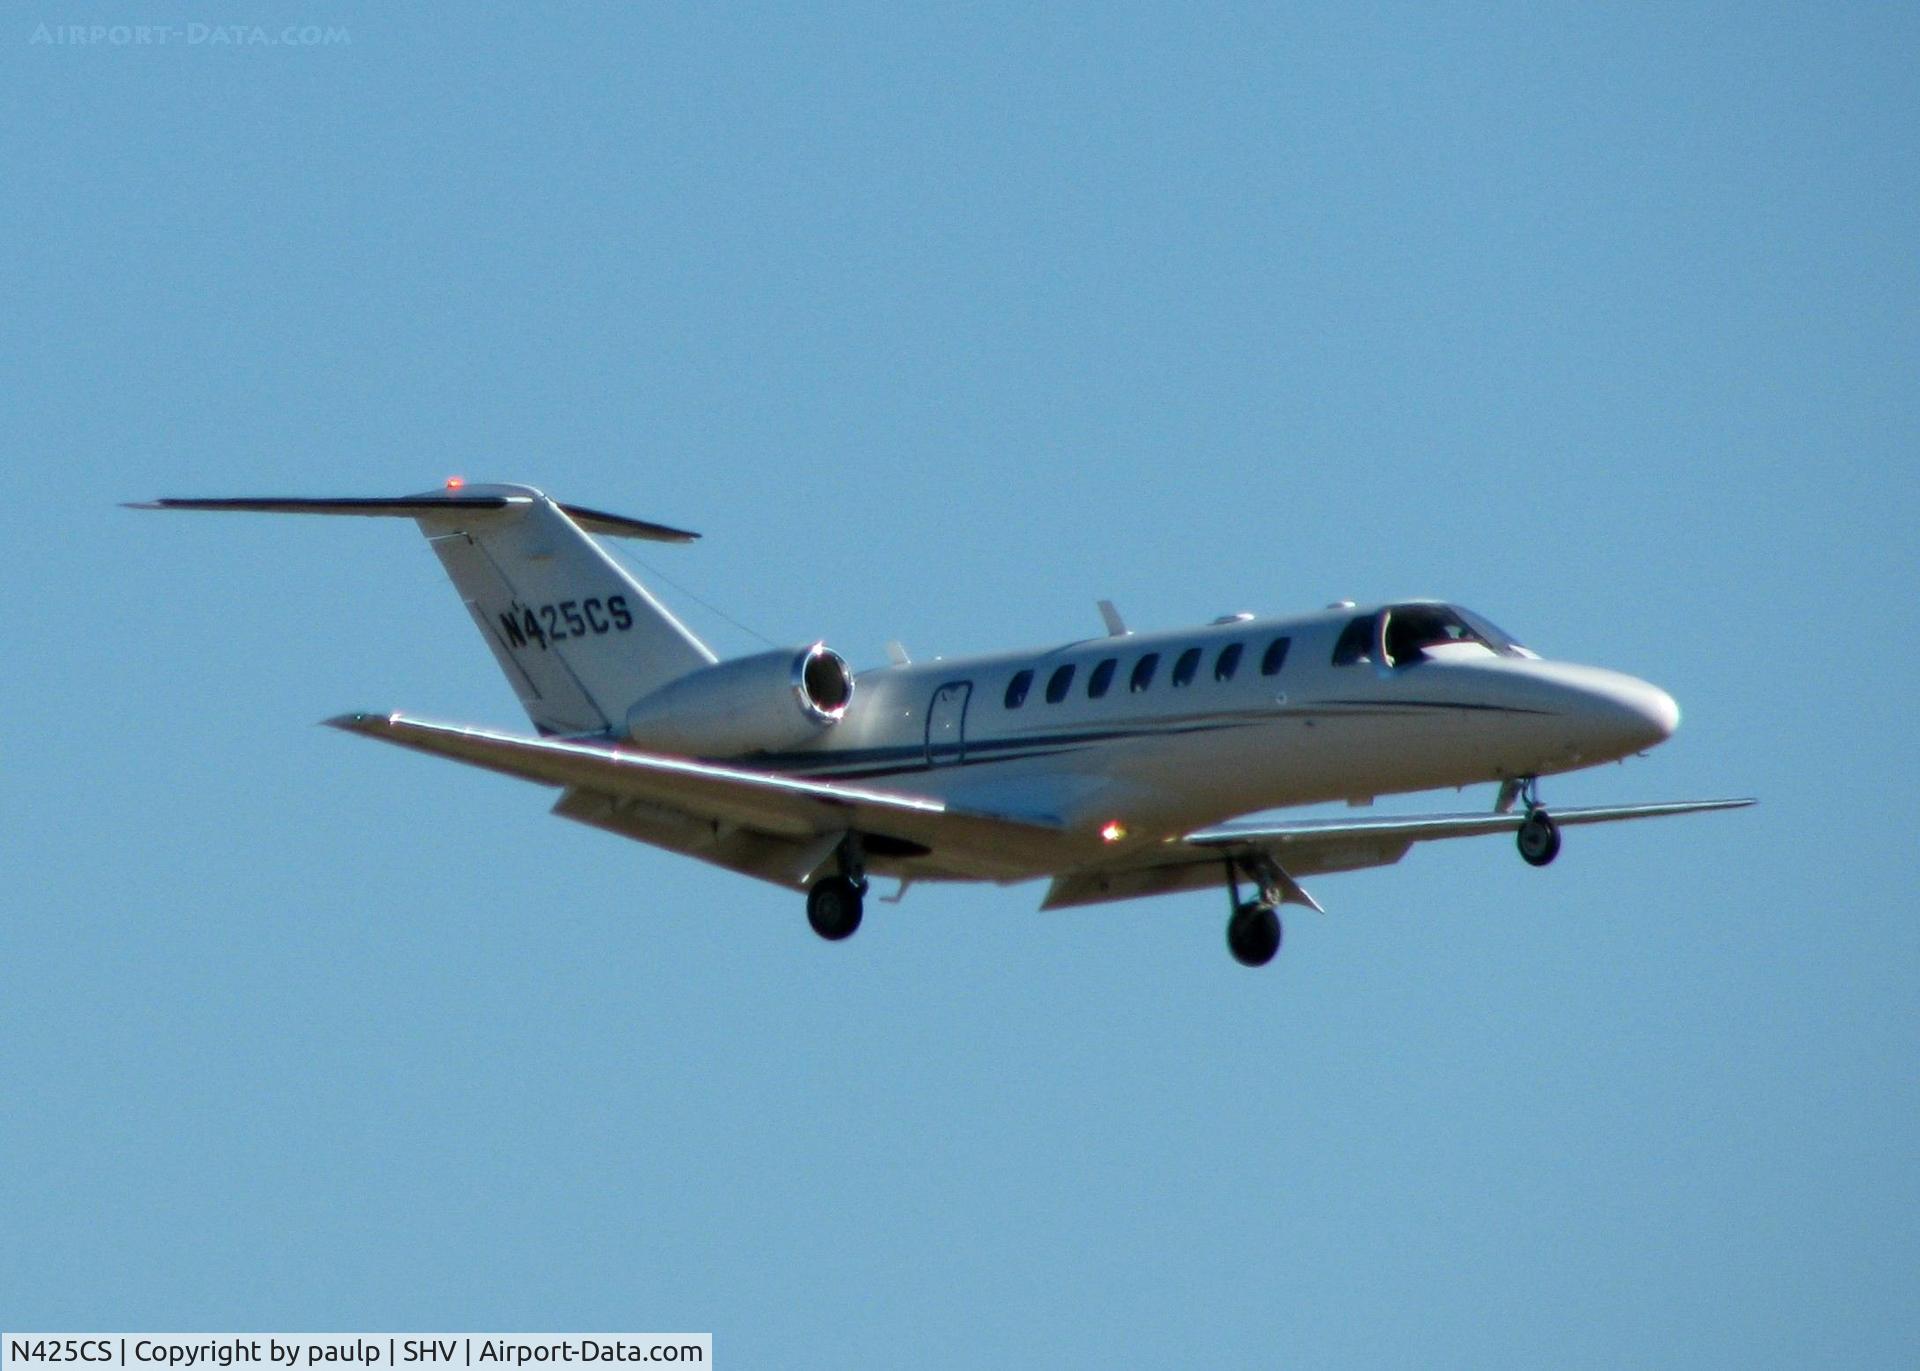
[557,502,702,542]
[135,482,715,735]
[128,492,699,542]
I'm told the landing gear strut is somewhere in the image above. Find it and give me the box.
[1223,858,1285,967]
[1512,776,1562,868]
[806,836,868,941]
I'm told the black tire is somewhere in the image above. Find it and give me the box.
[1227,902,1282,967]
[1518,811,1562,867]
[806,875,865,941]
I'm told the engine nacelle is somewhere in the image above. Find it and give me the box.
[623,642,854,757]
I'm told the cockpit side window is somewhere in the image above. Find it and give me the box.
[1383,604,1510,666]
[1384,606,1455,666]
[1332,615,1375,666]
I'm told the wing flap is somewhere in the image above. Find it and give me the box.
[328,712,1064,878]
[1041,837,1417,910]
[551,787,848,889]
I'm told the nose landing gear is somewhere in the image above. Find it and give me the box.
[1517,811,1561,867]
[1508,776,1562,867]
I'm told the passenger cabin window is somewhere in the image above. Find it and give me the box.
[1004,669,1034,708]
[1130,653,1160,692]
[1045,664,1076,703]
[1332,615,1374,666]
[1215,642,1243,681]
[1260,637,1291,675]
[1171,647,1202,687]
[1088,658,1117,698]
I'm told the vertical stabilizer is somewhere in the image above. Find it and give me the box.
[414,490,717,735]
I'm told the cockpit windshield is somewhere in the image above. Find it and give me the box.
[1449,605,1531,657]
[1376,603,1532,666]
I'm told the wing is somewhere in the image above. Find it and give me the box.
[1042,798,1755,910]
[328,712,1065,885]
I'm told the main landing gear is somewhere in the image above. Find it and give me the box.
[1509,776,1562,868]
[1223,857,1287,968]
[1228,902,1282,967]
[806,836,867,941]
[806,876,865,940]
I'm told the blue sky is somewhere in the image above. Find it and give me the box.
[4,4,1915,1365]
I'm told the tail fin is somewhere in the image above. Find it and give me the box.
[133,483,717,735]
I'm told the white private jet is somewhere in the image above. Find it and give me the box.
[137,482,1751,966]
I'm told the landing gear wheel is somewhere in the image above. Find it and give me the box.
[806,875,865,941]
[1517,810,1561,867]
[1227,902,1282,967]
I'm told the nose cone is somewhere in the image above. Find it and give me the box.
[1600,675,1681,753]
[1504,662,1682,761]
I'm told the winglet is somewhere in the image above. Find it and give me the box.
[1097,600,1129,636]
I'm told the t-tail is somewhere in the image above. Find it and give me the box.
[130,483,717,735]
